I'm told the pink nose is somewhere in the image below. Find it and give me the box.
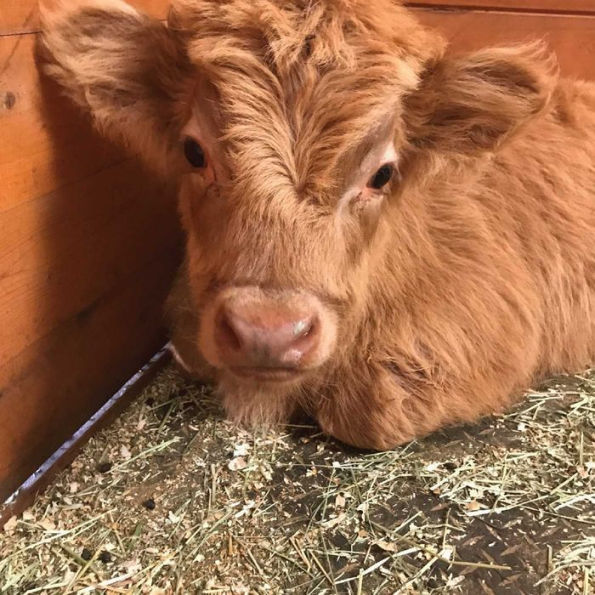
[214,299,320,370]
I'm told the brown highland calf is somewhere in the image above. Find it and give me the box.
[41,0,595,449]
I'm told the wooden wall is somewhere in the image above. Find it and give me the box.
[1,0,594,505]
[407,1,595,14]
[409,2,595,80]
[0,0,181,504]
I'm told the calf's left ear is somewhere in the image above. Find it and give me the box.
[404,43,558,154]
[39,0,192,173]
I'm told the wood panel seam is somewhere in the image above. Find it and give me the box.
[2,10,595,37]
[406,4,595,17]
[0,158,132,216]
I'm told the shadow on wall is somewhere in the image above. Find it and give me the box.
[0,36,183,503]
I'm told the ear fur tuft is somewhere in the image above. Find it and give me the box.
[405,41,559,154]
[39,0,192,173]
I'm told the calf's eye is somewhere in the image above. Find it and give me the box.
[184,138,207,168]
[368,164,394,190]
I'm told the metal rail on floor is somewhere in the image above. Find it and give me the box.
[0,346,172,528]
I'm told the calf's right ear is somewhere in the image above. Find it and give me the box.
[404,43,558,155]
[39,0,192,173]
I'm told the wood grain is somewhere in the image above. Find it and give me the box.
[0,35,179,368]
[0,33,125,215]
[413,9,595,80]
[0,29,182,501]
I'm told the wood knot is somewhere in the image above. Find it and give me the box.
[3,92,16,110]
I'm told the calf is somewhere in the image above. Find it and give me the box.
[41,0,595,449]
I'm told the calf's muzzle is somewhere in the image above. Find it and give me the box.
[209,288,330,381]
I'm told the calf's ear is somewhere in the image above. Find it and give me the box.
[39,0,192,173]
[404,43,558,154]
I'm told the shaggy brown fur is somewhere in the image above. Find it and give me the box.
[40,0,595,449]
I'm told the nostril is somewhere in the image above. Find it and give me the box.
[288,315,320,354]
[217,310,243,353]
[213,297,325,370]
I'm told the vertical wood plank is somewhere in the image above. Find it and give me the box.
[0,27,183,502]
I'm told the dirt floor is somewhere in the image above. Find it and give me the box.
[0,365,593,594]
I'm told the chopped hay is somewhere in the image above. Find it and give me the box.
[1,366,593,594]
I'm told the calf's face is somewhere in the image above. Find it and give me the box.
[41,0,555,431]
[179,79,404,395]
[168,3,430,406]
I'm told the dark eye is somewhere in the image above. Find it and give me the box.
[184,138,206,168]
[368,164,394,190]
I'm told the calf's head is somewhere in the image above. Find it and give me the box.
[41,0,556,426]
